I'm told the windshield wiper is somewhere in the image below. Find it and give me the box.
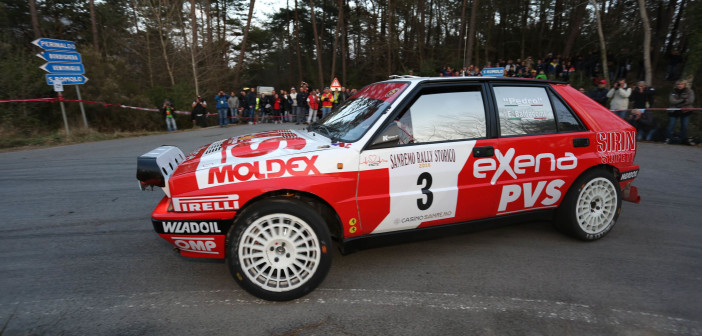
[309,122,339,142]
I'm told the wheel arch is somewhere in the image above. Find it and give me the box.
[230,189,343,244]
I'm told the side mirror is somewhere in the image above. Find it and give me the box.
[369,122,402,149]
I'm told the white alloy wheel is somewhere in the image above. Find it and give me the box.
[555,169,622,241]
[575,177,618,235]
[238,213,321,292]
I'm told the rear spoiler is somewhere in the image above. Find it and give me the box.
[137,146,185,193]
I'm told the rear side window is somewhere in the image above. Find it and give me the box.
[494,86,557,136]
[550,92,586,132]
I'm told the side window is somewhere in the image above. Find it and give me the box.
[374,87,487,146]
[494,86,557,136]
[550,92,586,132]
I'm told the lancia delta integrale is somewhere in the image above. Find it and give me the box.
[137,77,640,301]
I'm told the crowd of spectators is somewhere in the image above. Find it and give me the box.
[192,82,357,127]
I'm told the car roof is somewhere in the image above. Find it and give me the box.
[384,76,566,85]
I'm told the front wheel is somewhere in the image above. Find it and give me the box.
[555,169,622,241]
[227,198,332,301]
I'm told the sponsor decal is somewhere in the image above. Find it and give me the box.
[473,148,577,184]
[172,195,239,212]
[360,154,388,167]
[385,88,400,97]
[502,97,545,106]
[390,149,456,169]
[161,221,222,234]
[349,226,357,233]
[597,131,636,164]
[172,237,218,254]
[206,155,320,186]
[497,179,565,213]
[349,218,357,226]
[396,211,453,224]
[620,170,639,181]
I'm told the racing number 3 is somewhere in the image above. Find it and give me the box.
[417,172,433,210]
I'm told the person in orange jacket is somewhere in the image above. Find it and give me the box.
[320,87,334,118]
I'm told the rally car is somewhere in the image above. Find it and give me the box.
[137,77,640,301]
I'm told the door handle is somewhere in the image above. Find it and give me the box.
[472,146,494,158]
[573,137,590,148]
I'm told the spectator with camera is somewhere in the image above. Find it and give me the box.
[607,78,632,118]
[214,90,230,127]
[626,109,656,141]
[191,96,207,128]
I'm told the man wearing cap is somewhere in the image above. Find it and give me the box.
[320,87,334,118]
[588,80,609,107]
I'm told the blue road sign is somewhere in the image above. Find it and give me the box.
[32,38,77,51]
[45,74,89,85]
[481,67,505,76]
[36,51,82,63]
[40,62,85,74]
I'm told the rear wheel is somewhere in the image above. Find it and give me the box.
[555,169,622,241]
[227,198,332,301]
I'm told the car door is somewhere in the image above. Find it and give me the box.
[486,84,590,215]
[356,83,495,235]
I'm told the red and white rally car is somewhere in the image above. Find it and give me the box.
[137,77,640,301]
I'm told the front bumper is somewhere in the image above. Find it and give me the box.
[151,196,236,259]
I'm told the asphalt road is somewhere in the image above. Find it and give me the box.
[1,124,701,335]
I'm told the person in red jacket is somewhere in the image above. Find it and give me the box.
[320,87,334,118]
[272,93,282,124]
[307,89,319,124]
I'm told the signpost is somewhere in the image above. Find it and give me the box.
[33,38,88,133]
[330,78,341,91]
[481,67,506,76]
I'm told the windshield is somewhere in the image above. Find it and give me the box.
[309,82,409,142]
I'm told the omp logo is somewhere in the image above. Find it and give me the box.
[172,237,218,254]
[172,195,239,212]
[207,156,320,185]
[473,148,577,184]
[162,221,222,234]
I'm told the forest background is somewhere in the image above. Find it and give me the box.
[0,0,701,146]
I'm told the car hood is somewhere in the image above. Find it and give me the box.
[173,129,334,176]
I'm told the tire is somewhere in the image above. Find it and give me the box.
[555,169,622,241]
[227,198,332,301]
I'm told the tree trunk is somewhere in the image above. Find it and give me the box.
[150,0,176,86]
[418,0,425,70]
[28,0,41,39]
[466,0,478,66]
[310,0,325,87]
[459,0,467,65]
[637,0,653,85]
[90,0,100,53]
[191,0,198,54]
[294,0,303,83]
[563,0,586,59]
[341,0,347,85]
[330,0,343,81]
[234,0,255,88]
[681,0,702,84]
[185,0,200,95]
[591,0,609,82]
[386,0,392,76]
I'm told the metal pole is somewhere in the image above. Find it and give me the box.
[463,25,468,69]
[58,93,70,135]
[75,85,88,128]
